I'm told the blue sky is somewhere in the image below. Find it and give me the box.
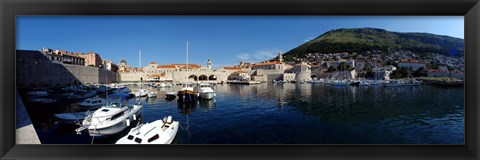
[17,16,463,69]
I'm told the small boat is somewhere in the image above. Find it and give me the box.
[148,91,158,98]
[115,116,179,144]
[349,80,360,86]
[165,92,176,101]
[156,83,167,88]
[97,85,114,93]
[177,83,197,103]
[75,93,143,137]
[116,87,131,93]
[54,111,88,125]
[359,80,370,86]
[331,80,349,86]
[405,79,422,86]
[384,80,405,87]
[197,83,216,100]
[67,91,97,100]
[29,98,56,104]
[369,80,383,85]
[177,42,197,103]
[77,96,106,109]
[134,89,148,97]
[27,90,49,97]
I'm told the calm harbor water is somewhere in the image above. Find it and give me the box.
[21,83,464,144]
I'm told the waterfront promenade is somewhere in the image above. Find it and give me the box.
[16,91,41,144]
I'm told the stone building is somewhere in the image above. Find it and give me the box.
[398,60,427,70]
[294,62,312,82]
[40,48,85,66]
[118,59,230,83]
[102,60,118,72]
[80,52,103,67]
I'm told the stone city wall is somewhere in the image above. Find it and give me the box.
[16,50,118,88]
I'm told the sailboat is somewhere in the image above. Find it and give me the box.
[177,41,197,103]
[134,50,148,97]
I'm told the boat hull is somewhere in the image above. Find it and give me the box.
[85,105,143,137]
[177,90,197,102]
[199,92,215,100]
[116,121,179,144]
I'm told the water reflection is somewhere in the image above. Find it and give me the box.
[199,99,216,111]
[25,83,464,144]
[177,101,197,115]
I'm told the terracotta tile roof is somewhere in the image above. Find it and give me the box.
[175,64,201,67]
[178,64,201,69]
[157,65,177,69]
[149,62,157,64]
[252,61,280,67]
[223,67,242,70]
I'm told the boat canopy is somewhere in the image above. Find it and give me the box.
[106,93,130,107]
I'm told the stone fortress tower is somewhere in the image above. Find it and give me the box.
[294,61,313,82]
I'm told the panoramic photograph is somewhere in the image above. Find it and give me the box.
[15,16,464,144]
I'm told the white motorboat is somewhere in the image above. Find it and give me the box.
[156,83,166,88]
[75,93,143,137]
[134,89,148,97]
[148,91,158,98]
[67,91,97,100]
[54,111,88,125]
[29,98,56,104]
[77,96,106,109]
[115,116,179,144]
[197,83,216,100]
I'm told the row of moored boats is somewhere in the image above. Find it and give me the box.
[24,84,181,144]
[274,79,423,87]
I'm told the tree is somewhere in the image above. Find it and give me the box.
[365,71,374,78]
[327,66,337,72]
[391,67,408,79]
[413,67,426,77]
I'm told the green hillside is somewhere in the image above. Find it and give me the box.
[284,28,464,58]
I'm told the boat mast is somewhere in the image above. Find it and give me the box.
[106,76,108,100]
[186,41,189,83]
[139,50,142,88]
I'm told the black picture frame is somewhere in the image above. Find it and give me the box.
[1,0,479,159]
